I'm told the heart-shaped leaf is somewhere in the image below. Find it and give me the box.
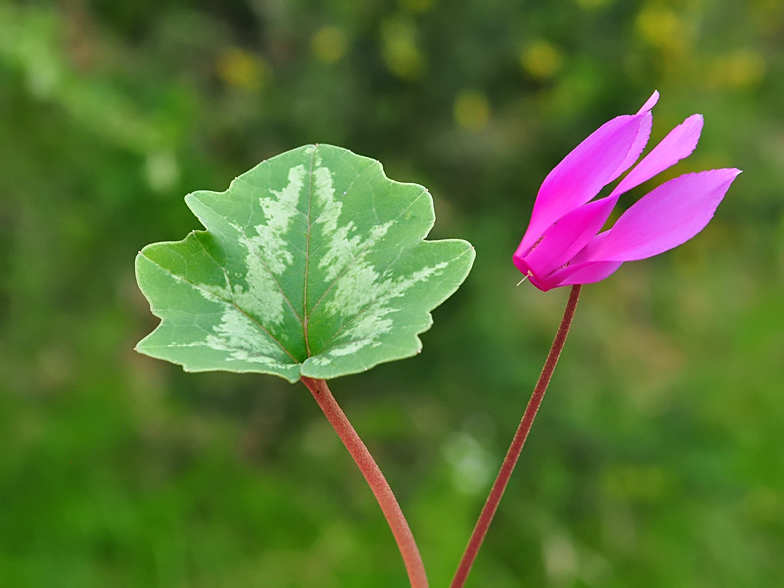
[135,144,475,382]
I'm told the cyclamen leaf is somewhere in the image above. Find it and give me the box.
[135,144,475,383]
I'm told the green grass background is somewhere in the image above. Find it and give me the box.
[1,0,783,586]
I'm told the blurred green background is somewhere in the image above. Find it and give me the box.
[1,0,783,586]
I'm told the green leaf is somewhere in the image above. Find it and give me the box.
[135,144,475,383]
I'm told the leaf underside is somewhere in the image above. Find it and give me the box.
[135,144,475,383]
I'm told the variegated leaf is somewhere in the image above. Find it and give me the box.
[135,144,475,382]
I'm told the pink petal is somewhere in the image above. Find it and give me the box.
[637,91,660,114]
[610,112,653,188]
[548,260,625,288]
[608,92,659,185]
[579,169,741,262]
[519,103,655,253]
[516,195,618,276]
[611,114,704,197]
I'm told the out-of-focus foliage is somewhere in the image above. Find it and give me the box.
[0,0,782,586]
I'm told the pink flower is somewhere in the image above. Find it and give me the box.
[513,92,740,292]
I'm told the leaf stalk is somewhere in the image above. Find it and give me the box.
[301,376,429,588]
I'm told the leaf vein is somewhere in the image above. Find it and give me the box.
[190,201,307,328]
[141,252,300,365]
[318,246,471,352]
[307,188,429,319]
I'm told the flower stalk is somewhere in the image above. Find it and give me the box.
[301,376,429,588]
[449,284,582,588]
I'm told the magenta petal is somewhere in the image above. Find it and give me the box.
[580,169,741,262]
[611,91,659,181]
[636,91,660,114]
[611,114,704,197]
[518,195,618,277]
[519,111,653,253]
[548,260,624,288]
[610,112,653,187]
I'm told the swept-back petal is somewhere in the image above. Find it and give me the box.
[519,99,656,253]
[612,109,654,186]
[637,91,660,114]
[516,195,618,277]
[611,114,704,197]
[579,169,741,262]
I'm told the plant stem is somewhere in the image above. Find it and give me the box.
[301,376,429,588]
[449,284,582,588]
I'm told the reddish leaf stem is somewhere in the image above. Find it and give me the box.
[301,376,429,588]
[449,284,582,588]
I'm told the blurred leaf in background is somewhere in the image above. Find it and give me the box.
[0,0,782,587]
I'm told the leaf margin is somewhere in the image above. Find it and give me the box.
[135,144,475,383]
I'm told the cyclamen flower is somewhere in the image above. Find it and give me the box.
[514,92,740,291]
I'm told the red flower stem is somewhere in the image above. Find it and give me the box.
[301,376,429,588]
[449,284,582,588]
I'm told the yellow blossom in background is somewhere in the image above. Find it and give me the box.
[380,17,426,80]
[454,90,490,131]
[636,4,689,54]
[708,49,766,89]
[216,47,269,92]
[521,40,564,79]
[312,26,348,64]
